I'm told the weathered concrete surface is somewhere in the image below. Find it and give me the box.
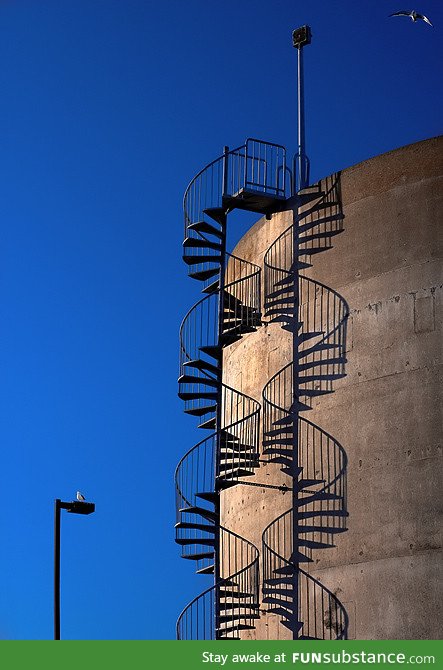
[221,136,443,639]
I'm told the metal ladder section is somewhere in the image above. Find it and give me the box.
[262,174,350,639]
[175,139,290,639]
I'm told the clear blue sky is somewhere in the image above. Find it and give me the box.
[0,0,441,640]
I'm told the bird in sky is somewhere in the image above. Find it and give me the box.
[389,10,433,27]
[76,491,86,501]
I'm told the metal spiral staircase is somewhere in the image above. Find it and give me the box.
[261,174,350,639]
[175,139,290,639]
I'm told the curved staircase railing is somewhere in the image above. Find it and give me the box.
[176,529,259,640]
[261,174,350,639]
[176,138,289,639]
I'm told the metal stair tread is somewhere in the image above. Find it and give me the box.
[184,404,217,417]
[183,238,222,251]
[196,564,215,575]
[175,521,215,533]
[188,220,224,239]
[181,551,214,561]
[189,268,219,281]
[179,505,217,521]
[175,537,215,546]
[183,254,222,265]
[183,359,220,375]
[178,374,219,388]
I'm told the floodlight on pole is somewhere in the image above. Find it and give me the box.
[292,25,311,192]
[54,497,95,640]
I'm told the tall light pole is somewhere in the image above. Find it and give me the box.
[292,25,312,192]
[54,498,95,640]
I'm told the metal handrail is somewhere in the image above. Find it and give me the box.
[177,526,259,640]
[183,139,289,235]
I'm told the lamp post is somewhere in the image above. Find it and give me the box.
[54,498,95,640]
[292,25,312,192]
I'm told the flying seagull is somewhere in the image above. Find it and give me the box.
[76,491,86,501]
[389,10,433,26]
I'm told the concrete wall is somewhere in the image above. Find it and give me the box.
[221,136,443,639]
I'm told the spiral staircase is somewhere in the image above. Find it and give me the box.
[262,174,349,639]
[175,143,349,640]
[175,139,289,639]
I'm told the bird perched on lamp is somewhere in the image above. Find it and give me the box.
[389,10,433,26]
[76,491,86,502]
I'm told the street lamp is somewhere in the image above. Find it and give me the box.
[54,497,95,640]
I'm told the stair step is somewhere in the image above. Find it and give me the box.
[188,220,224,239]
[196,491,218,504]
[202,279,220,294]
[198,416,217,430]
[183,359,220,376]
[176,537,215,547]
[200,345,222,361]
[183,238,222,251]
[178,374,219,388]
[175,521,215,533]
[184,404,217,417]
[178,391,218,401]
[183,254,222,266]
[179,506,217,522]
[189,268,219,282]
[203,207,226,225]
[196,564,215,575]
[181,551,214,561]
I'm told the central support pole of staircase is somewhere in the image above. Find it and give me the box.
[215,147,230,638]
